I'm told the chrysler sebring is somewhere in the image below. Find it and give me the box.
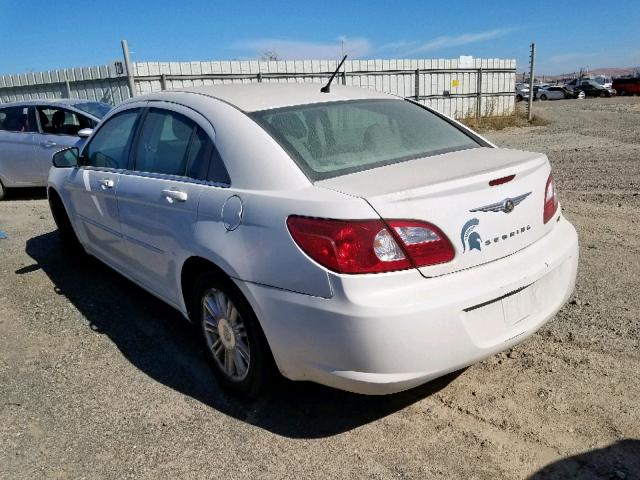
[47,82,578,397]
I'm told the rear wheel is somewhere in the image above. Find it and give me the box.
[0,181,5,201]
[192,272,274,398]
[540,94,547,101]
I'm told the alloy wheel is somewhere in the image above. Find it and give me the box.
[201,288,251,381]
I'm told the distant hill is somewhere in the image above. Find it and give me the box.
[586,67,637,78]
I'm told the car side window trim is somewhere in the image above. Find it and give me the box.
[116,169,230,188]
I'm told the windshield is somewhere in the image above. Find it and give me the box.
[251,99,481,180]
[72,101,111,119]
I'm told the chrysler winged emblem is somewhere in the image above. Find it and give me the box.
[470,192,532,214]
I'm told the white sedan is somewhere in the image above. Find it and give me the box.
[537,85,585,100]
[47,82,579,396]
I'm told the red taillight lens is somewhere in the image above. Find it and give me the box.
[286,216,454,274]
[543,173,559,224]
[387,220,455,267]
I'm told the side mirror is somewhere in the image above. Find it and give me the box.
[52,147,79,168]
[78,128,93,138]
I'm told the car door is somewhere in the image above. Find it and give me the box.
[116,104,218,304]
[64,107,142,269]
[34,105,94,186]
[0,105,39,187]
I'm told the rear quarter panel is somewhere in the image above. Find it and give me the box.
[193,185,379,299]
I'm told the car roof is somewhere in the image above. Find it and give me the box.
[146,83,396,112]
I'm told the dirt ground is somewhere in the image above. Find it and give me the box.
[1,97,639,480]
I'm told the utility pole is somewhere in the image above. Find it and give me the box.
[527,42,536,122]
[121,39,136,98]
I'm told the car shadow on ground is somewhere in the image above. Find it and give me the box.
[529,439,640,479]
[23,230,460,439]
[2,187,47,201]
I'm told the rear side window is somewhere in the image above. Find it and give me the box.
[83,109,140,169]
[134,109,194,176]
[0,106,36,133]
[251,99,480,181]
[132,108,228,182]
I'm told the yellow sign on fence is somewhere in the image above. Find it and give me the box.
[451,79,460,87]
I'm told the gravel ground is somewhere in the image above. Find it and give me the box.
[1,97,639,480]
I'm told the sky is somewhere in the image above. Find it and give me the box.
[1,0,638,76]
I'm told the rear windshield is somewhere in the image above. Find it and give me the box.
[72,101,111,119]
[251,99,481,180]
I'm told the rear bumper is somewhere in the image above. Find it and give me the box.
[240,216,579,395]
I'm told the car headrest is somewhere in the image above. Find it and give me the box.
[52,110,65,127]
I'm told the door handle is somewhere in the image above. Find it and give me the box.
[99,178,115,189]
[162,189,188,203]
[41,141,57,148]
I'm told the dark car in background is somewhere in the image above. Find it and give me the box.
[612,78,640,96]
[0,99,110,200]
[574,81,616,98]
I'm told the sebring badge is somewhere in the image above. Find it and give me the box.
[470,192,532,214]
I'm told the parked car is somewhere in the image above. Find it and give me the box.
[593,75,613,89]
[536,85,585,100]
[47,84,578,397]
[515,83,530,101]
[531,84,550,100]
[575,82,616,97]
[612,77,640,96]
[0,99,111,200]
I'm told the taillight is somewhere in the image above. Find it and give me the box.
[386,220,455,267]
[543,173,559,224]
[286,216,454,274]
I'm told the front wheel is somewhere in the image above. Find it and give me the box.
[192,273,275,398]
[0,181,5,201]
[48,191,84,255]
[540,94,547,101]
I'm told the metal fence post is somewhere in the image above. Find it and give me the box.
[342,70,347,85]
[64,78,72,98]
[121,39,136,98]
[415,69,420,101]
[527,43,536,121]
[160,74,167,91]
[476,68,483,118]
[257,72,262,83]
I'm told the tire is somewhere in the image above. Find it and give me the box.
[48,191,84,255]
[619,90,626,96]
[0,181,5,201]
[540,94,547,101]
[191,272,275,398]
[516,94,523,102]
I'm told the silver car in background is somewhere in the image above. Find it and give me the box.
[0,99,111,199]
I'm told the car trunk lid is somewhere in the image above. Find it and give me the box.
[316,147,556,277]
